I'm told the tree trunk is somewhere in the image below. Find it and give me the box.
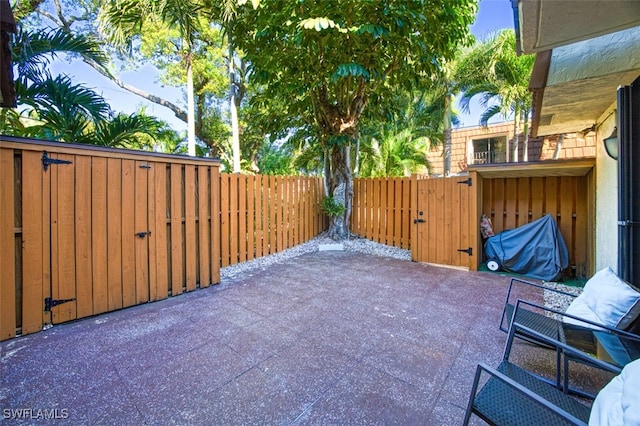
[522,109,529,162]
[512,106,520,163]
[229,32,241,172]
[328,144,351,240]
[186,57,196,156]
[443,93,452,176]
[323,149,331,197]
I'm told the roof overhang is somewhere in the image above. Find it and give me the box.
[529,26,640,137]
[512,0,640,55]
[469,158,595,179]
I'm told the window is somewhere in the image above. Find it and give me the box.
[471,136,507,164]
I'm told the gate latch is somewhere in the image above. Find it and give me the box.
[136,231,152,238]
[44,297,75,312]
[457,247,473,256]
[42,151,72,171]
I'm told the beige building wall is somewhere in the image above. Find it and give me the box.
[426,121,597,176]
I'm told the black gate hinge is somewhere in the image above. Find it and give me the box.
[42,151,72,171]
[44,297,75,312]
[457,177,472,186]
[457,247,473,256]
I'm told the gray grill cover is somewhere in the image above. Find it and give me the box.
[484,214,569,281]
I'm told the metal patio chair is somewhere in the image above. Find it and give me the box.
[501,275,640,346]
[504,299,640,398]
[463,323,621,426]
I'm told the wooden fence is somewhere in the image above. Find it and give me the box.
[351,177,414,249]
[219,174,326,266]
[0,136,325,341]
[351,173,592,275]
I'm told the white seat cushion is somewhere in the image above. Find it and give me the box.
[564,267,640,330]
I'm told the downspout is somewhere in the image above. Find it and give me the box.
[552,134,564,160]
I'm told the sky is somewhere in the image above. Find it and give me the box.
[49,0,515,133]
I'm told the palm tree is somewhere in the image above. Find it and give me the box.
[457,30,534,162]
[358,127,430,177]
[99,0,203,156]
[2,28,166,147]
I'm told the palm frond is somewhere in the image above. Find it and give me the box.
[12,28,110,81]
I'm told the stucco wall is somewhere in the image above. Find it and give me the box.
[594,107,618,273]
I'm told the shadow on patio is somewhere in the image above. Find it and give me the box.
[0,251,611,425]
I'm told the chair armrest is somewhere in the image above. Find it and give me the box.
[464,362,589,426]
[508,316,623,375]
[500,279,578,333]
[506,277,578,305]
[514,299,640,341]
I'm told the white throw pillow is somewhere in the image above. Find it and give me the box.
[564,267,640,330]
[589,358,640,426]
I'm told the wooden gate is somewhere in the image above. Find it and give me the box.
[411,175,475,268]
[0,137,221,340]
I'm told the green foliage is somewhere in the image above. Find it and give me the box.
[321,196,346,218]
[256,142,296,176]
[3,23,175,149]
[456,29,535,125]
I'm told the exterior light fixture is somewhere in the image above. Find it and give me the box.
[603,127,618,160]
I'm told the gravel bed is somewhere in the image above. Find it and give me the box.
[542,282,583,317]
[220,232,411,281]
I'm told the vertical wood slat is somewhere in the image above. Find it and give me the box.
[185,165,197,292]
[531,178,544,219]
[41,152,51,327]
[559,177,575,266]
[75,155,92,319]
[269,176,277,255]
[121,160,136,308]
[260,175,269,257]
[154,163,169,297]
[134,162,149,304]
[247,175,255,261]
[238,174,247,263]
[107,159,123,310]
[393,178,401,247]
[276,177,284,253]
[402,179,411,250]
[220,173,230,267]
[198,166,210,288]
[449,178,460,267]
[255,175,268,257]
[229,174,239,265]
[504,179,517,230]
[170,163,183,295]
[289,177,296,248]
[379,179,387,245]
[210,165,221,284]
[517,177,530,228]
[91,157,108,315]
[20,151,44,335]
[52,153,77,323]
[0,148,16,339]
[147,162,158,300]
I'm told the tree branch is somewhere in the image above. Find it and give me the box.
[84,59,188,122]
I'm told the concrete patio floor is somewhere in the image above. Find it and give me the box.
[1,251,612,425]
